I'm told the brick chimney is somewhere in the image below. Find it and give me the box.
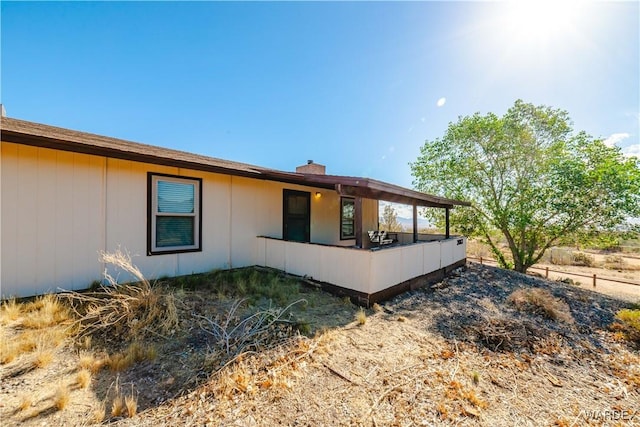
[296,160,326,175]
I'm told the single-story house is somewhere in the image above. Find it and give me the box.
[1,115,469,304]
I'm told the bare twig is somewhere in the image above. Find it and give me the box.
[196,298,307,363]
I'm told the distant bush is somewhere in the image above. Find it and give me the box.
[612,309,640,345]
[549,248,595,267]
[603,255,626,270]
[571,252,595,267]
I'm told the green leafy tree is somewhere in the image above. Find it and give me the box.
[380,204,404,232]
[411,100,640,273]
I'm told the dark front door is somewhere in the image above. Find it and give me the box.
[283,190,310,242]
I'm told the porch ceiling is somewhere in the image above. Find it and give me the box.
[260,170,469,208]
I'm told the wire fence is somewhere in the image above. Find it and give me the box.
[467,256,640,288]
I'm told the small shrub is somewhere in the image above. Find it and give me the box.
[603,255,626,270]
[507,288,574,323]
[61,249,179,341]
[355,309,367,325]
[613,309,640,344]
[549,248,595,267]
[571,252,595,267]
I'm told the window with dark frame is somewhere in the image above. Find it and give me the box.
[148,173,202,255]
[340,197,355,240]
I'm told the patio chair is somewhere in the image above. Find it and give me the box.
[368,230,394,246]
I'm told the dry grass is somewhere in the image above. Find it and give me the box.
[22,294,70,329]
[107,352,132,372]
[54,384,71,411]
[79,351,108,374]
[61,249,179,340]
[355,308,367,325]
[126,341,157,362]
[507,288,574,323]
[2,263,636,427]
[107,341,156,372]
[111,394,124,417]
[1,297,69,366]
[92,402,106,424]
[76,369,92,389]
[0,338,19,364]
[125,393,138,417]
[33,345,54,368]
[17,394,32,412]
[462,389,489,409]
[78,351,96,370]
[1,298,22,323]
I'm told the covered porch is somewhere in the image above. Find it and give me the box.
[256,171,470,304]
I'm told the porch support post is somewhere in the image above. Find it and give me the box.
[355,197,363,248]
[445,207,450,239]
[412,203,418,243]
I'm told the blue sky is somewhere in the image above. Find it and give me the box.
[2,1,638,191]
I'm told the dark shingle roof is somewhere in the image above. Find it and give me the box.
[1,117,469,208]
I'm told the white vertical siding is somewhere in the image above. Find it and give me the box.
[1,143,106,297]
[257,237,466,297]
[1,143,17,292]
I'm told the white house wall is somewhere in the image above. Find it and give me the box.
[1,143,106,296]
[1,141,380,297]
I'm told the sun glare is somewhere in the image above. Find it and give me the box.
[502,0,584,45]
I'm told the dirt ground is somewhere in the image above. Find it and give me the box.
[1,264,639,426]
[467,241,640,303]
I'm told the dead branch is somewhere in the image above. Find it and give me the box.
[195,298,307,364]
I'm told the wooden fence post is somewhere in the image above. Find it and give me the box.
[545,267,549,278]
[593,274,596,288]
[480,257,483,265]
